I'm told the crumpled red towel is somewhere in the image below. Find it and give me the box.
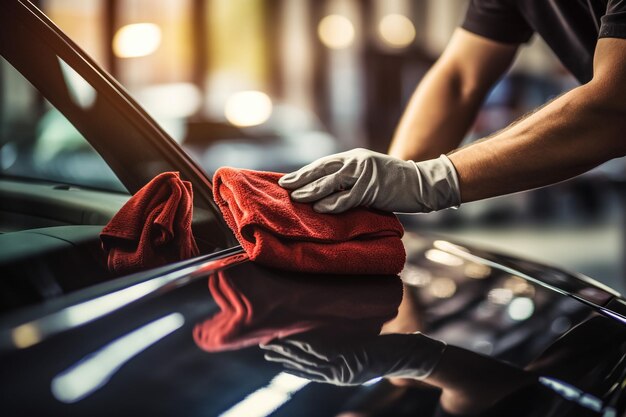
[193,262,403,352]
[100,171,199,273]
[212,167,406,274]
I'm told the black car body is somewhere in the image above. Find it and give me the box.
[1,1,625,416]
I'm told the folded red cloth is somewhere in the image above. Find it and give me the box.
[212,167,406,274]
[193,262,403,352]
[100,171,199,273]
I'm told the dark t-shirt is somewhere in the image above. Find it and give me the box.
[461,0,626,83]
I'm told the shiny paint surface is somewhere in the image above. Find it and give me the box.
[0,236,625,416]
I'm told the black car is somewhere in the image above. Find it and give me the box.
[1,1,625,416]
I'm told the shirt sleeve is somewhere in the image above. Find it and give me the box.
[599,0,626,38]
[461,0,533,44]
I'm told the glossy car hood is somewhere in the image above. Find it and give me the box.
[0,233,624,417]
[401,232,624,322]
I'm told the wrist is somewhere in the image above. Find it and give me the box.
[406,332,447,379]
[384,333,447,380]
[409,155,461,212]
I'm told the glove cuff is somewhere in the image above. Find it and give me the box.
[411,155,461,212]
[406,332,447,380]
[385,332,447,380]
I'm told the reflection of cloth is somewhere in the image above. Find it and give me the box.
[193,263,403,352]
[101,172,199,273]
[212,167,406,274]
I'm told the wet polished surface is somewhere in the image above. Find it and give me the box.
[0,236,625,416]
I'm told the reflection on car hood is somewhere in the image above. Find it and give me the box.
[192,264,402,352]
[0,233,625,417]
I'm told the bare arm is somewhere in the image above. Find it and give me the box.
[388,28,519,160]
[281,38,626,214]
[449,37,626,203]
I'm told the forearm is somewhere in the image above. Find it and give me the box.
[449,82,626,202]
[389,29,518,161]
[388,64,484,161]
[425,345,533,414]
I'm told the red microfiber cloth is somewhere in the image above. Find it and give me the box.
[100,171,199,273]
[212,167,406,275]
[193,262,403,352]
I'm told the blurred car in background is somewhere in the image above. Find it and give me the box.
[1,1,625,416]
[181,108,338,175]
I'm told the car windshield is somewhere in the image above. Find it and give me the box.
[0,3,234,314]
[1,56,127,193]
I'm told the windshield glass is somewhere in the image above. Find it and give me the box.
[1,56,127,193]
[0,3,233,315]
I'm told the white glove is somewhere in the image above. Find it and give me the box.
[262,332,447,386]
[278,148,461,214]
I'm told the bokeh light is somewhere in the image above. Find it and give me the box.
[318,14,355,49]
[113,23,162,58]
[507,297,535,321]
[378,14,415,48]
[401,265,432,287]
[464,262,491,279]
[425,249,464,266]
[136,83,202,119]
[429,277,457,299]
[504,276,536,297]
[488,288,514,305]
[224,91,273,127]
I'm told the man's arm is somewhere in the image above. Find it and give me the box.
[449,37,626,203]
[279,38,626,214]
[388,28,519,160]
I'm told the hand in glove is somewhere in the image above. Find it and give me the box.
[261,332,446,386]
[278,148,461,214]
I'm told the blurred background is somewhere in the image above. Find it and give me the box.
[37,0,625,291]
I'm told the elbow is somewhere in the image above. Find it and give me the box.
[578,81,626,157]
[432,58,490,107]
[447,71,488,108]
